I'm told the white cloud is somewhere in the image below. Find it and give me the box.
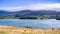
[26,3,60,11]
[0,3,60,12]
[0,7,24,12]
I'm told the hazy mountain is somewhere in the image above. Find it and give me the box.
[0,10,60,16]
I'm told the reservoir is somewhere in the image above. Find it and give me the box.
[0,19,60,28]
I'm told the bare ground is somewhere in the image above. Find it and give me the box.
[0,26,60,34]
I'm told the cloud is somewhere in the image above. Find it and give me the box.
[0,3,60,12]
[26,3,60,10]
[0,7,24,12]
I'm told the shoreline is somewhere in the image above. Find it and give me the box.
[0,25,60,29]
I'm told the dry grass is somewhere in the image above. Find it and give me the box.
[0,26,60,34]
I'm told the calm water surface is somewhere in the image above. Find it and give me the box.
[0,19,60,28]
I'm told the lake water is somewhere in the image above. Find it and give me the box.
[0,19,60,28]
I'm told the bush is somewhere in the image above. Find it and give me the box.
[25,26,32,29]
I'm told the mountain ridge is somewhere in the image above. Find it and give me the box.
[0,10,60,16]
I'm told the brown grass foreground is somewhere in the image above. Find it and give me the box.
[0,26,60,34]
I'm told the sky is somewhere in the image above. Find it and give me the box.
[0,0,60,11]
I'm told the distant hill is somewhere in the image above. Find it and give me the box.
[0,10,60,16]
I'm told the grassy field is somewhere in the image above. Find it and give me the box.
[0,26,60,34]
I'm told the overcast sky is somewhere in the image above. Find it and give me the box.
[0,0,60,11]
